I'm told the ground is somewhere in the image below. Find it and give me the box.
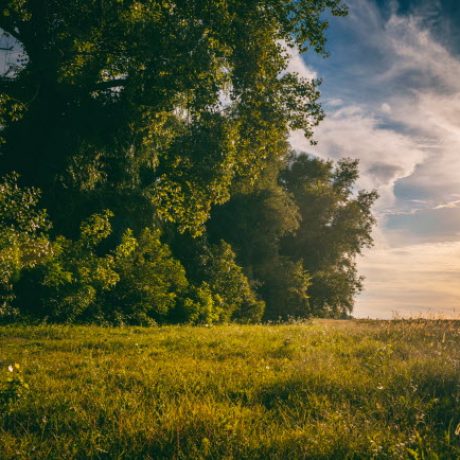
[1,320,459,459]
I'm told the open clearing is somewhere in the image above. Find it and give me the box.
[1,320,460,459]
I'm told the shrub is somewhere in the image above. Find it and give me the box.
[104,228,188,325]
[168,239,265,324]
[181,282,223,325]
[15,211,119,322]
[206,241,265,323]
[15,215,189,325]
[0,173,51,320]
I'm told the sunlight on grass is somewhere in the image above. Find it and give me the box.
[1,320,459,459]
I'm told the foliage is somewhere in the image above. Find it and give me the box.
[281,153,378,317]
[0,0,346,237]
[15,213,187,324]
[209,186,300,275]
[0,173,51,318]
[15,210,119,322]
[106,227,188,325]
[180,282,223,325]
[168,240,264,324]
[206,241,265,323]
[209,152,377,320]
[1,321,460,458]
[0,1,378,323]
[260,258,312,320]
[208,184,302,319]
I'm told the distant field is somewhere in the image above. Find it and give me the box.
[1,320,460,459]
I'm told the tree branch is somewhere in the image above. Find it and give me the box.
[0,76,130,95]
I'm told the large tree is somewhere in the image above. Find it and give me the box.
[1,1,380,325]
[0,0,346,238]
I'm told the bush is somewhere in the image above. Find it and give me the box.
[167,239,265,324]
[104,228,188,325]
[15,211,119,322]
[0,173,51,320]
[180,282,223,325]
[15,214,189,325]
[206,241,265,323]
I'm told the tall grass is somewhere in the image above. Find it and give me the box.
[1,320,459,459]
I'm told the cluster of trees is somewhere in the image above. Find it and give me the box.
[0,0,377,325]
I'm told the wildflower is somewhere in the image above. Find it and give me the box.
[377,385,384,390]
[7,365,13,372]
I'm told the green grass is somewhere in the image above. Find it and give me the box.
[1,320,460,459]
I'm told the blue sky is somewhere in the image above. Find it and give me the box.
[290,0,460,318]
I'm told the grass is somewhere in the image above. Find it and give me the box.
[1,319,460,459]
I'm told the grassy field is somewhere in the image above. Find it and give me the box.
[1,320,460,459]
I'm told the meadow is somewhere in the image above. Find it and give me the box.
[1,320,460,459]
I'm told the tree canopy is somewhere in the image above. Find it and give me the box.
[0,0,346,235]
[0,0,379,325]
[209,153,377,320]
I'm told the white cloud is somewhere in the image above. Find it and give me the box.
[434,200,460,210]
[289,105,426,209]
[379,13,460,91]
[288,0,460,317]
[284,43,317,81]
[291,0,460,222]
[326,98,344,107]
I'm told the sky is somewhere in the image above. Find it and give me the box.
[289,0,460,318]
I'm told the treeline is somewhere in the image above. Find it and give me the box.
[0,0,376,325]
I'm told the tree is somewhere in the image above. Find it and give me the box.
[208,184,300,279]
[208,153,377,319]
[0,0,346,238]
[280,153,378,317]
[208,180,304,319]
[0,1,366,324]
[258,257,311,320]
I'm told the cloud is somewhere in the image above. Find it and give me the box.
[326,98,344,107]
[283,42,317,81]
[434,199,460,210]
[376,13,460,91]
[292,0,460,230]
[289,105,426,209]
[288,0,460,317]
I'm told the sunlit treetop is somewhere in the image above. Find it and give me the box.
[0,0,347,235]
